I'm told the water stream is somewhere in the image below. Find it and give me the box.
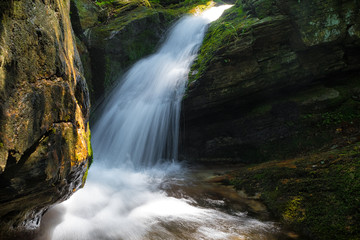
[36,6,295,240]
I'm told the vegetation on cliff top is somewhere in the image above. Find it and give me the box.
[93,0,222,19]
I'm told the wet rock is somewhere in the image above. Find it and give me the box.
[226,141,360,240]
[181,0,360,162]
[0,0,91,235]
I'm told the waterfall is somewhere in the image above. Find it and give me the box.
[92,5,232,168]
[36,5,280,240]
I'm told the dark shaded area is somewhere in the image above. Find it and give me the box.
[181,0,360,163]
[0,129,51,191]
[70,0,85,40]
[0,0,13,19]
[88,47,106,101]
[181,71,360,162]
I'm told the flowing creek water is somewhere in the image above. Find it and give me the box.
[36,6,300,240]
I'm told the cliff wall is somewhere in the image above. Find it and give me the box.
[182,0,360,162]
[0,0,91,234]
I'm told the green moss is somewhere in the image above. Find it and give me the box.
[317,99,360,127]
[189,3,258,84]
[95,0,114,7]
[80,123,93,188]
[86,122,93,167]
[227,141,360,240]
[254,0,274,19]
[282,196,306,223]
[81,166,89,187]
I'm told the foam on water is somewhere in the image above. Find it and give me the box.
[38,163,277,240]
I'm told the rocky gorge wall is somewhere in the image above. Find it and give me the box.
[0,0,91,235]
[0,0,357,236]
[181,2,360,238]
[182,0,360,163]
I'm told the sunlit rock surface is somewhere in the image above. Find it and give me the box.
[182,0,360,162]
[0,0,91,234]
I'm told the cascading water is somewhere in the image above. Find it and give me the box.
[36,5,286,240]
[91,6,231,168]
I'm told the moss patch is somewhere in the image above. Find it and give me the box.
[189,2,257,83]
[226,141,360,240]
[86,122,93,167]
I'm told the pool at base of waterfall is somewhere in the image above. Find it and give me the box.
[34,162,302,240]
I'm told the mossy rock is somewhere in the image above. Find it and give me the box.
[227,141,360,240]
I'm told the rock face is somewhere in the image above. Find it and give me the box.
[182,0,360,162]
[0,0,91,234]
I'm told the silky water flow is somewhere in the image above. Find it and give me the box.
[37,6,283,240]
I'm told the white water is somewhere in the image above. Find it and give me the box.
[37,6,280,240]
[91,6,233,168]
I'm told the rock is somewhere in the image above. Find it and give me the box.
[226,141,360,240]
[71,0,100,31]
[182,0,360,162]
[88,9,175,102]
[0,0,91,234]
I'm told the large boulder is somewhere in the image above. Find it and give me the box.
[0,0,91,235]
[182,0,360,162]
